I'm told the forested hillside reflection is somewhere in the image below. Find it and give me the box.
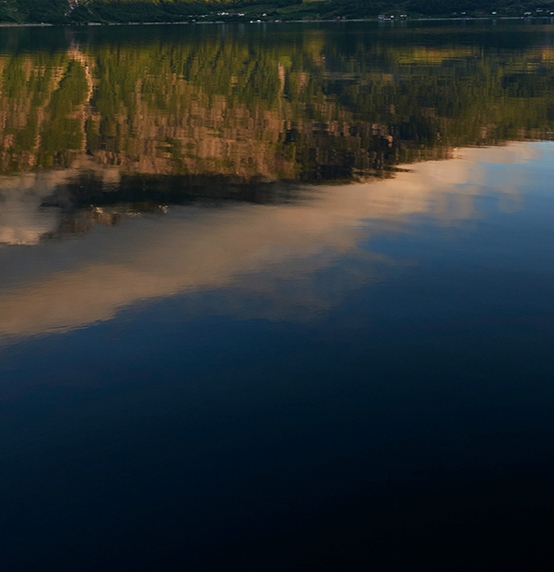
[1,24,554,222]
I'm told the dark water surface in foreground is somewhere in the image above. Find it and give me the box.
[1,21,554,571]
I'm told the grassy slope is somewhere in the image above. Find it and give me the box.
[4,0,554,24]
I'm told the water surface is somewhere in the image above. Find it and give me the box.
[1,21,554,571]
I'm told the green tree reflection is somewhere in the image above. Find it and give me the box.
[0,26,553,182]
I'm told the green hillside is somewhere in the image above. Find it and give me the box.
[3,0,554,25]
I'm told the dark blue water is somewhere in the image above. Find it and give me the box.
[1,22,554,571]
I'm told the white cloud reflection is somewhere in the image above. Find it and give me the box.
[0,143,543,342]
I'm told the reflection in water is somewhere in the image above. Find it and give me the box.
[0,22,554,337]
[0,23,553,242]
[1,24,554,572]
[0,23,552,339]
[0,24,554,183]
[0,143,539,341]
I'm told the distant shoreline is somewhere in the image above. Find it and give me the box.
[0,15,553,28]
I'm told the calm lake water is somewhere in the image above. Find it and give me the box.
[1,21,554,571]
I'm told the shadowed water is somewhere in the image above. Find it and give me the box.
[0,21,554,571]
